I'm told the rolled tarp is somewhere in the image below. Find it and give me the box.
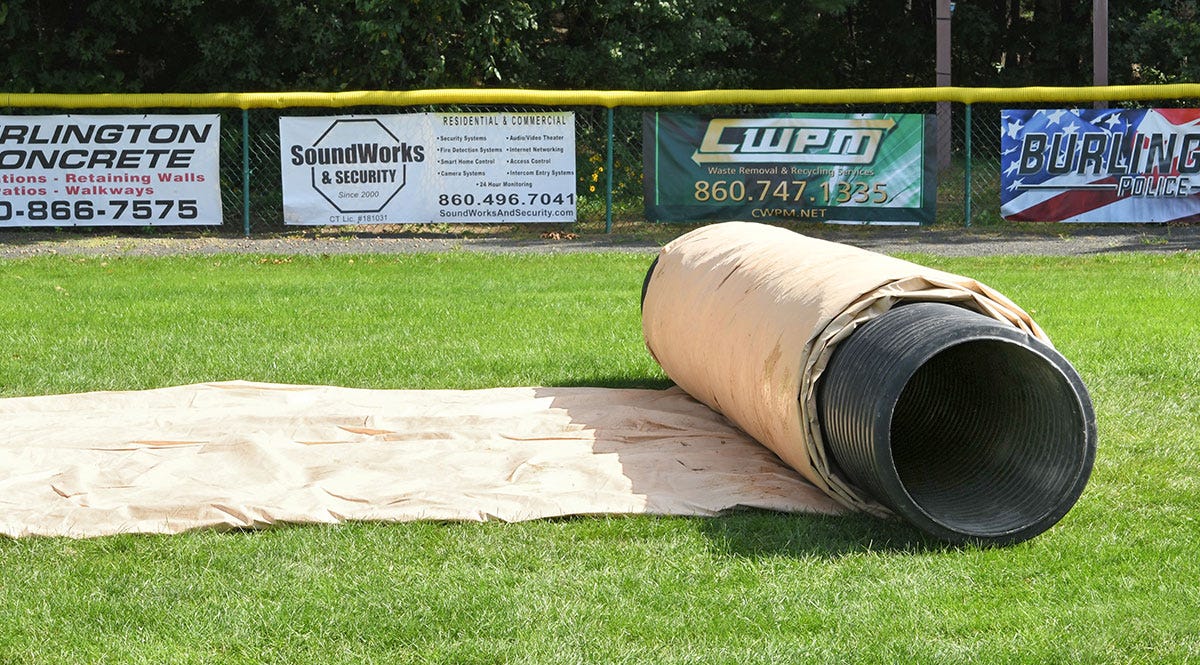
[641,222,1095,544]
[0,221,1092,541]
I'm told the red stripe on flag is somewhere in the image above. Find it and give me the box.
[1151,108,1200,126]
[1004,182,1121,222]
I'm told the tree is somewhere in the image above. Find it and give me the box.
[1112,0,1200,84]
[532,0,753,90]
[0,0,199,92]
[2,0,1198,94]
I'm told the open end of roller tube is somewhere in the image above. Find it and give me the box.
[817,302,1097,545]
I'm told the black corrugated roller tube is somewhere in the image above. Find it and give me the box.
[640,222,1096,545]
[817,302,1096,544]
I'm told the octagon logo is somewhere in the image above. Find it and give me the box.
[287,118,426,214]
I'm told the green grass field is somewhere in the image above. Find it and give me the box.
[0,250,1198,664]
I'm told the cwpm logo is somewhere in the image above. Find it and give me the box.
[692,118,896,165]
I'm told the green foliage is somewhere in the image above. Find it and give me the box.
[3,0,1199,93]
[723,0,936,89]
[0,0,549,92]
[1113,1,1200,84]
[533,0,756,90]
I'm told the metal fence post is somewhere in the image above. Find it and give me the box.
[964,103,973,228]
[605,107,614,233]
[241,109,251,237]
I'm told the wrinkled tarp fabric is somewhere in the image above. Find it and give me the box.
[0,382,842,538]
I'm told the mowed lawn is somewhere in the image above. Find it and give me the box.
[0,249,1197,664]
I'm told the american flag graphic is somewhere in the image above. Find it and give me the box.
[1000,108,1200,222]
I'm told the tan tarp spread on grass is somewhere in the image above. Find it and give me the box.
[0,222,1045,538]
[0,381,843,538]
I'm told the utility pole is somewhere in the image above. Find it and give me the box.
[936,0,952,172]
[1093,0,1108,109]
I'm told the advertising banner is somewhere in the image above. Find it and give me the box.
[280,112,576,225]
[0,114,221,226]
[642,112,936,224]
[1001,108,1200,223]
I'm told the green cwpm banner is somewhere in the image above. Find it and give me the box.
[642,112,936,224]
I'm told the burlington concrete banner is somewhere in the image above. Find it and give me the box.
[0,114,222,227]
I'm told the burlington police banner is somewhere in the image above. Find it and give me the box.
[280,112,575,225]
[0,114,221,226]
[1001,108,1200,223]
[642,112,936,224]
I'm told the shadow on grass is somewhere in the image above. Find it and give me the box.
[528,385,957,557]
[695,509,953,558]
[548,375,674,390]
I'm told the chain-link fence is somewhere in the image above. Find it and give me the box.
[230,102,993,233]
[231,104,650,233]
[2,94,1179,234]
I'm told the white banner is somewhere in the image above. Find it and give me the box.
[280,112,576,225]
[0,114,222,226]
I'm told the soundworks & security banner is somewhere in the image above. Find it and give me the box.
[642,112,936,224]
[1001,108,1200,222]
[0,114,221,226]
[280,113,576,225]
